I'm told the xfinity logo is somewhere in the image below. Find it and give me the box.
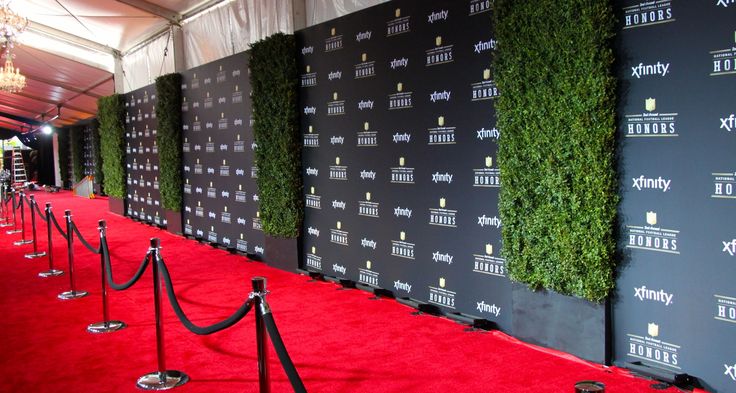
[721,114,735,131]
[723,239,736,256]
[193,145,201,151]
[390,57,408,69]
[478,215,502,228]
[432,251,453,264]
[333,264,347,275]
[632,176,671,192]
[234,119,243,126]
[358,100,374,110]
[208,212,216,219]
[219,144,228,151]
[432,172,453,184]
[307,227,320,237]
[634,285,674,306]
[206,122,213,129]
[427,9,448,23]
[716,0,734,8]
[394,280,412,293]
[195,187,203,194]
[476,301,501,317]
[185,206,191,213]
[360,170,376,180]
[355,31,372,41]
[391,131,412,143]
[301,46,313,55]
[232,69,240,77]
[207,168,215,174]
[332,200,346,210]
[430,90,451,102]
[306,167,319,176]
[631,62,670,78]
[235,169,245,176]
[237,218,246,225]
[252,142,258,150]
[252,194,259,201]
[361,238,377,249]
[196,230,204,237]
[330,136,344,145]
[221,191,230,198]
[477,127,500,140]
[725,363,736,381]
[394,207,412,218]
[255,246,264,254]
[218,97,227,104]
[474,39,497,53]
[222,237,231,245]
[328,71,342,80]
[304,106,316,115]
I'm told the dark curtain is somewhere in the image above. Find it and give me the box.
[36,134,55,186]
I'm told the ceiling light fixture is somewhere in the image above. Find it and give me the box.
[0,0,27,43]
[0,45,25,93]
[0,1,27,93]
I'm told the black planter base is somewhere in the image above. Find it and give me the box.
[264,235,301,272]
[511,282,609,364]
[165,209,182,235]
[108,197,125,216]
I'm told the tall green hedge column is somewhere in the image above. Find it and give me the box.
[494,1,618,301]
[250,33,302,238]
[155,73,183,212]
[97,94,126,199]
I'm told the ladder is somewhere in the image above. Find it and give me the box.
[11,147,26,186]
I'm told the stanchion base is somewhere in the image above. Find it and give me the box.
[58,290,88,300]
[87,320,126,334]
[0,223,12,228]
[6,229,21,234]
[136,370,189,390]
[25,251,47,259]
[13,239,32,245]
[39,269,64,277]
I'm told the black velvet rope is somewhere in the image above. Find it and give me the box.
[156,256,254,335]
[24,196,33,209]
[14,194,22,209]
[49,211,68,240]
[71,222,101,254]
[101,238,151,291]
[263,312,308,393]
[33,201,48,223]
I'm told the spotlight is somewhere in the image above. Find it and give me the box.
[41,125,53,135]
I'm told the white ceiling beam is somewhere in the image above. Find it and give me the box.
[27,21,117,55]
[115,0,181,24]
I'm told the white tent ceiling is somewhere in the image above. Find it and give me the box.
[2,0,217,132]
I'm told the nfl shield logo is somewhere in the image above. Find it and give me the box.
[311,246,316,254]
[439,277,446,288]
[648,323,659,337]
[483,69,491,80]
[485,156,493,167]
[645,98,656,112]
[436,36,442,46]
[486,244,493,255]
[438,116,445,126]
[400,231,406,241]
[646,211,657,226]
[366,260,371,269]
[336,221,341,230]
[366,192,371,201]
[397,82,403,92]
[440,198,446,208]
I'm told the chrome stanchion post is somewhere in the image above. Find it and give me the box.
[24,195,46,258]
[39,203,63,277]
[7,190,22,235]
[253,276,271,393]
[137,238,188,390]
[13,192,32,245]
[58,210,88,299]
[0,184,9,225]
[88,220,126,333]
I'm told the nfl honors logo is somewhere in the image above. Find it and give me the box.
[429,277,456,308]
[306,186,321,209]
[714,294,736,324]
[712,171,736,199]
[473,243,506,277]
[301,64,317,87]
[355,52,376,79]
[306,246,322,270]
[426,36,454,66]
[469,0,492,16]
[325,27,343,52]
[623,2,674,29]
[232,84,243,103]
[627,211,679,254]
[389,82,413,110]
[359,191,380,218]
[627,323,680,369]
[391,231,415,259]
[428,116,456,145]
[330,221,349,246]
[624,97,678,137]
[327,92,346,116]
[390,157,415,184]
[474,156,500,187]
[357,121,378,147]
[252,211,262,231]
[387,8,410,37]
[429,197,458,227]
[236,233,248,253]
[304,125,320,147]
[329,156,348,180]
[709,32,736,77]
[471,66,500,101]
[359,260,379,286]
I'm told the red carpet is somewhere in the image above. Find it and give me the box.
[0,191,678,392]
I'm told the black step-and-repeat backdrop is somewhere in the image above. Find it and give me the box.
[124,85,165,226]
[180,52,265,257]
[614,1,735,392]
[297,0,508,329]
[81,122,98,178]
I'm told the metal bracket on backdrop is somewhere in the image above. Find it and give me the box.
[38,202,63,277]
[57,210,88,300]
[24,195,47,258]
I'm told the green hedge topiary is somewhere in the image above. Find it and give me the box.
[97,94,127,199]
[493,0,618,301]
[57,127,70,188]
[250,33,303,238]
[155,73,183,212]
[70,126,84,183]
